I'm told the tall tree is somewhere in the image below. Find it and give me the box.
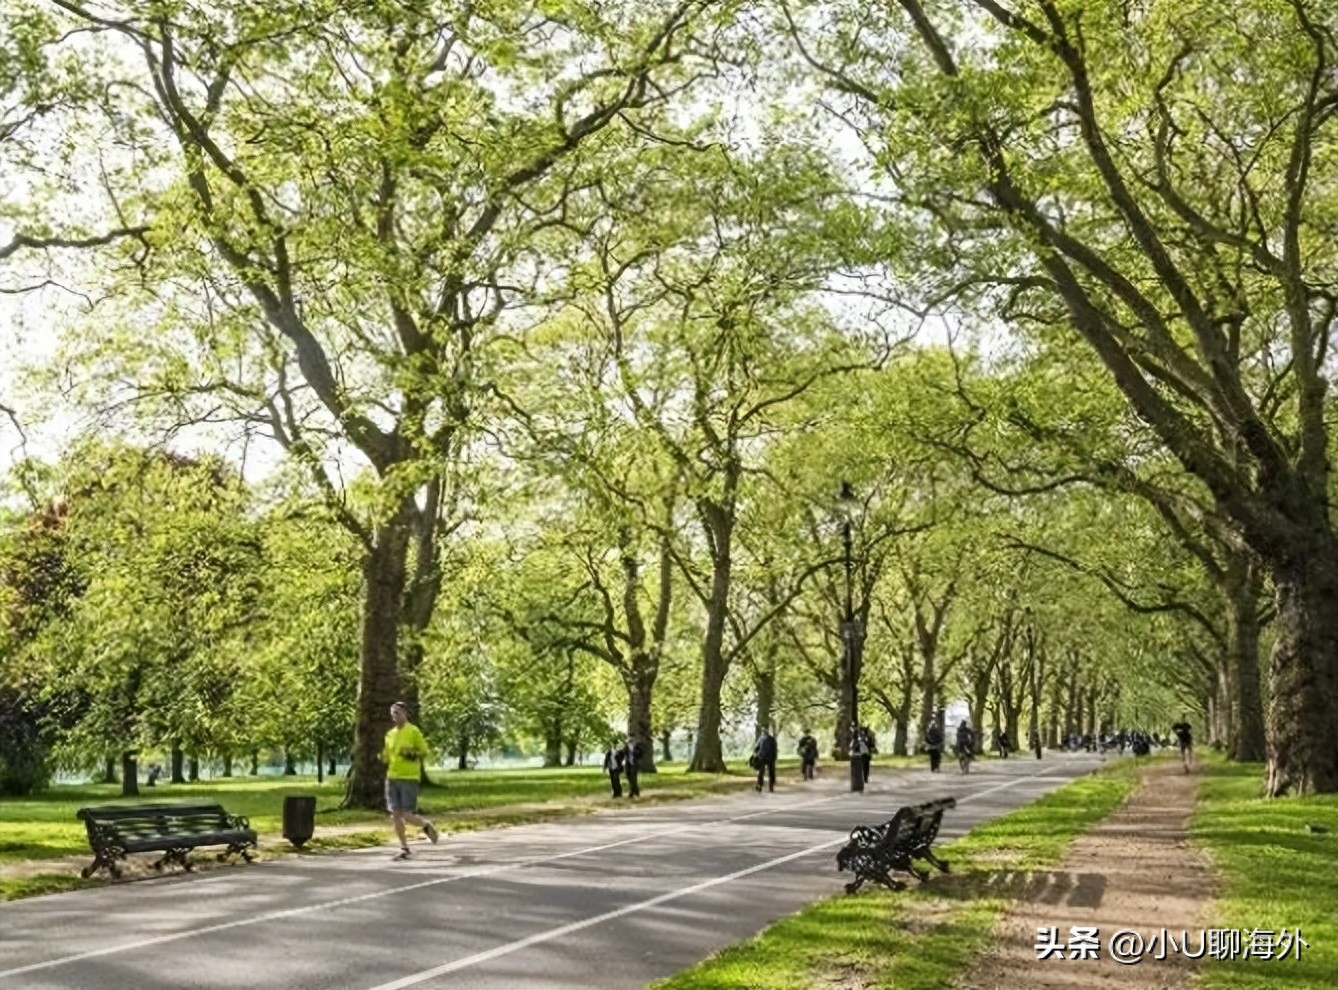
[36,0,727,805]
[796,0,1338,792]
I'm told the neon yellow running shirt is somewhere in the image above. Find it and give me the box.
[382,724,428,780]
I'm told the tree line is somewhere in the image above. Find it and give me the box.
[1,0,1333,800]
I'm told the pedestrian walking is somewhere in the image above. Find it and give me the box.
[924,721,944,773]
[622,737,643,798]
[859,726,876,783]
[382,702,440,860]
[797,729,819,780]
[1171,718,1194,773]
[603,741,624,798]
[954,720,976,774]
[850,725,869,776]
[753,728,778,792]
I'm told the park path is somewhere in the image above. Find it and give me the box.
[0,754,1103,990]
[958,760,1213,990]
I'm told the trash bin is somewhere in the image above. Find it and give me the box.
[283,795,316,848]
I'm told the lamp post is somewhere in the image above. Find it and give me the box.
[837,481,864,793]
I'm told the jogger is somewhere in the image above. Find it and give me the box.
[383,702,440,859]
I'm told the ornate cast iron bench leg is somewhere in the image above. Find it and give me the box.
[82,846,125,879]
[218,840,255,863]
[921,849,950,873]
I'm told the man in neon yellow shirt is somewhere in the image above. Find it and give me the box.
[383,701,439,859]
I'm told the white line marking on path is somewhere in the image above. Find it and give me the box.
[364,838,849,990]
[362,761,1071,990]
[0,759,1086,983]
[0,792,843,980]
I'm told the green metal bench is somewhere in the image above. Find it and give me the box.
[77,802,257,879]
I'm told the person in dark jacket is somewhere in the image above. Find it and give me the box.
[602,742,624,798]
[797,729,818,780]
[621,737,644,797]
[859,725,876,783]
[924,722,944,772]
[753,729,778,792]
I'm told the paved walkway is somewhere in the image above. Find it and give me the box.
[0,754,1105,990]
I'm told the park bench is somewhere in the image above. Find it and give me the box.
[77,802,258,879]
[835,796,955,894]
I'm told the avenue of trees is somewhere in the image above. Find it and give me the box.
[1,1,1334,800]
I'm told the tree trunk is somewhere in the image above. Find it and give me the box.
[284,748,297,776]
[627,665,658,773]
[1209,672,1228,748]
[102,756,117,784]
[250,750,259,776]
[120,751,139,798]
[188,756,199,782]
[1004,692,1021,746]
[316,742,324,784]
[328,754,337,776]
[892,714,908,756]
[753,667,775,740]
[343,509,412,808]
[689,510,733,773]
[917,653,936,745]
[170,742,185,784]
[833,663,854,760]
[544,724,563,768]
[564,737,577,766]
[222,754,233,777]
[660,728,672,762]
[457,734,470,771]
[1223,566,1266,762]
[1265,552,1338,795]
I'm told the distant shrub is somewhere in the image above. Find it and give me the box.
[0,688,49,795]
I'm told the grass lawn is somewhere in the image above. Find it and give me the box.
[653,758,1143,990]
[1193,754,1338,990]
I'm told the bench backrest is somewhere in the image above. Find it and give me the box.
[77,803,236,840]
[888,797,956,851]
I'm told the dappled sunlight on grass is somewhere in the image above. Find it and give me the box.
[1193,755,1338,990]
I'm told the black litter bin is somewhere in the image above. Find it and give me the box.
[283,795,316,848]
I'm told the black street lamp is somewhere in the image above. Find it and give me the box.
[837,481,864,793]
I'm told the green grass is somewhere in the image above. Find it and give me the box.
[653,759,1143,990]
[0,760,771,866]
[1193,754,1338,990]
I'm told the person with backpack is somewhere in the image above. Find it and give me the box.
[602,741,625,798]
[924,721,944,772]
[797,729,819,780]
[753,728,778,792]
